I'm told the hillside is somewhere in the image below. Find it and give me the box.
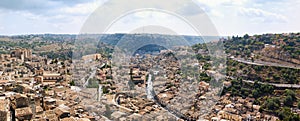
[224,33,300,65]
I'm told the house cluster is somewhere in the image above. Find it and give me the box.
[0,45,292,120]
[129,63,148,85]
[124,50,213,120]
[116,93,161,115]
[0,48,98,121]
[209,93,280,121]
[96,62,117,95]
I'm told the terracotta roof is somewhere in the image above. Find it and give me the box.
[15,107,33,117]
[35,106,43,114]
[77,118,91,121]
[0,80,8,84]
[0,99,9,111]
[61,117,76,121]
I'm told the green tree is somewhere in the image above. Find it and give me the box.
[284,95,294,107]
[252,89,259,98]
[243,34,249,39]
[285,89,296,101]
[290,114,300,121]
[69,80,75,86]
[278,107,291,120]
[264,98,280,110]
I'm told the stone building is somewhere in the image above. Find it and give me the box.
[0,98,11,121]
[11,48,32,61]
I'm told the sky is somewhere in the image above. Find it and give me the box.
[0,0,299,36]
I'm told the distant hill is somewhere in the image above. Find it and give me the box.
[96,33,220,46]
[0,33,220,46]
[0,33,221,59]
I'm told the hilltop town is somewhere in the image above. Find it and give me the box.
[0,33,299,121]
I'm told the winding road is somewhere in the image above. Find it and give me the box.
[241,78,300,89]
[232,58,300,69]
[228,58,300,88]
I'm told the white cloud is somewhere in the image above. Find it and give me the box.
[238,7,288,23]
[196,0,248,7]
[194,0,250,18]
[21,12,42,21]
[106,11,198,35]
[0,0,299,35]
[58,0,105,15]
